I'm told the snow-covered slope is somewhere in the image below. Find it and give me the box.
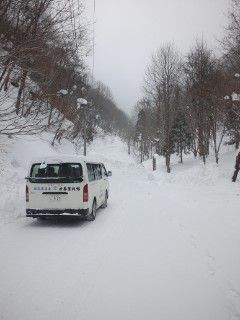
[143,148,237,186]
[0,134,240,320]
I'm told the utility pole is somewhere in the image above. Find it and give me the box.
[77,97,88,157]
[83,105,87,156]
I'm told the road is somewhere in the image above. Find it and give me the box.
[0,146,240,320]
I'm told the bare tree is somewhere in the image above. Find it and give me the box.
[144,43,181,173]
[0,0,90,139]
[184,40,216,164]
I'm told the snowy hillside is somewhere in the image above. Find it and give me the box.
[0,135,240,319]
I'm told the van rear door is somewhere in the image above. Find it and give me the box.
[28,163,84,210]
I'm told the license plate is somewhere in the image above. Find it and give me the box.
[50,195,61,201]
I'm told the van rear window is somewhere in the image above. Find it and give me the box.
[30,163,83,183]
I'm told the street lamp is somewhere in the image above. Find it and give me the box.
[77,97,88,157]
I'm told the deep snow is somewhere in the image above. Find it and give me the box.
[0,134,240,320]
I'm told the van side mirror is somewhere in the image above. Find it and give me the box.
[107,171,112,177]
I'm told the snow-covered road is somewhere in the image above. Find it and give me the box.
[0,136,240,320]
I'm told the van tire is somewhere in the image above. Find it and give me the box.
[101,191,108,209]
[86,199,97,221]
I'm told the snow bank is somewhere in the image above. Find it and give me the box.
[143,149,237,187]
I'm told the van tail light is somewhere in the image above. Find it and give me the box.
[26,185,29,202]
[83,184,88,202]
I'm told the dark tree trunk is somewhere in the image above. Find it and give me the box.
[48,105,53,128]
[16,69,27,115]
[232,169,239,182]
[235,139,239,150]
[232,153,240,182]
[128,137,131,155]
[180,149,183,164]
[0,61,14,92]
[166,154,171,173]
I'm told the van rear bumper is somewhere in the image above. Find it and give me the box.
[26,208,89,218]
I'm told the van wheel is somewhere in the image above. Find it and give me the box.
[87,200,97,221]
[101,191,108,209]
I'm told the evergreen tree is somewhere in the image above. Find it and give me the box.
[170,111,193,163]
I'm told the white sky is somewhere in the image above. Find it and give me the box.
[86,0,230,114]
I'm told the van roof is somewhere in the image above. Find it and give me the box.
[29,155,103,166]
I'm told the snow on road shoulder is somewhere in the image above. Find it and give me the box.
[142,151,240,319]
[143,149,237,186]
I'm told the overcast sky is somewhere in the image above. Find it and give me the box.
[86,0,230,114]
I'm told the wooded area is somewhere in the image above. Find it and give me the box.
[0,0,129,146]
[1,0,240,172]
[131,0,240,172]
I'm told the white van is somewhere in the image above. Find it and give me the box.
[26,156,112,221]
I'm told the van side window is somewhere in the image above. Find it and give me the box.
[92,164,99,180]
[87,164,95,182]
[87,164,102,181]
[92,164,97,180]
[96,164,102,180]
[102,165,107,177]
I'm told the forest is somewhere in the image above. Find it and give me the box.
[1,0,240,174]
[132,0,240,172]
[0,0,129,146]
